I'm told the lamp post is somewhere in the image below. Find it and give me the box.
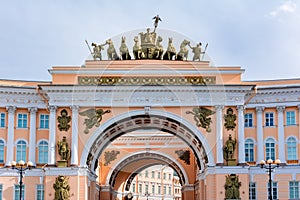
[260,159,281,200]
[9,160,34,200]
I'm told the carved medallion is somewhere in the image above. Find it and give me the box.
[175,150,190,165]
[57,109,71,132]
[186,107,215,132]
[224,108,236,131]
[79,108,111,134]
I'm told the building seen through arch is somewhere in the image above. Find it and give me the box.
[0,21,300,200]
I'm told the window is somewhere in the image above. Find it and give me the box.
[286,111,296,126]
[158,185,161,194]
[151,171,155,178]
[16,140,27,162]
[245,113,253,127]
[36,184,44,200]
[145,185,148,193]
[0,140,4,163]
[0,113,5,128]
[38,141,48,164]
[132,183,135,193]
[169,173,171,180]
[268,182,278,200]
[17,113,28,128]
[0,184,2,200]
[145,170,148,178]
[138,184,142,193]
[163,186,166,194]
[163,173,166,180]
[249,182,256,200]
[157,172,161,179]
[39,114,49,129]
[265,112,274,127]
[168,186,172,195]
[245,139,254,162]
[266,138,275,160]
[287,137,297,161]
[289,181,299,199]
[152,185,155,194]
[14,184,25,200]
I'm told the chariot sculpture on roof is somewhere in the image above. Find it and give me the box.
[86,15,208,61]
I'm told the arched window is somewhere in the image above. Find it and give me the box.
[0,140,4,163]
[287,137,297,160]
[16,140,27,162]
[265,138,276,160]
[38,141,48,164]
[245,139,254,162]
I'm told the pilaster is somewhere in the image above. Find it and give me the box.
[48,105,57,165]
[256,106,264,163]
[277,106,286,163]
[216,105,224,164]
[237,105,245,164]
[5,106,16,165]
[28,107,38,165]
[71,105,79,165]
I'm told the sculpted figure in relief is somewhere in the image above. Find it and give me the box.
[57,136,70,161]
[53,175,70,200]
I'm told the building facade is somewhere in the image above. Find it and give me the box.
[0,26,300,200]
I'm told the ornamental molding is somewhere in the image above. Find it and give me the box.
[78,76,216,85]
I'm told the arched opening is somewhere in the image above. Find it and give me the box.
[81,110,215,200]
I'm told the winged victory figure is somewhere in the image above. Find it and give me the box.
[79,108,111,134]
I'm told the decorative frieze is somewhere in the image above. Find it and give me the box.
[78,76,216,86]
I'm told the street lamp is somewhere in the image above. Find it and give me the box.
[260,159,281,200]
[8,160,34,200]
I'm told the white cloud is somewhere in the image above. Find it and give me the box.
[267,1,297,18]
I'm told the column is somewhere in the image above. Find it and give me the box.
[71,105,79,165]
[28,107,37,164]
[5,106,16,165]
[215,106,224,164]
[277,106,286,163]
[256,106,264,163]
[237,105,245,164]
[48,105,57,165]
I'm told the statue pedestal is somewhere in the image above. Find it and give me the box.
[227,159,237,166]
[57,160,68,167]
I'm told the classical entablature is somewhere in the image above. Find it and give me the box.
[246,84,300,108]
[0,86,46,108]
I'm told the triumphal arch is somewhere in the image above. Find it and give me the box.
[4,17,300,200]
[37,19,255,200]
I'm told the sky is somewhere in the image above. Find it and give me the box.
[0,0,300,81]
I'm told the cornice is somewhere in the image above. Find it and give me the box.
[0,87,47,108]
